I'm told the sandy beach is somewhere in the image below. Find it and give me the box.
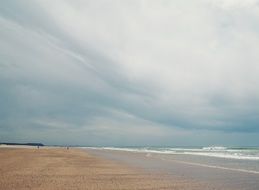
[0,147,207,190]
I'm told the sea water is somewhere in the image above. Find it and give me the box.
[84,146,259,173]
[84,146,259,189]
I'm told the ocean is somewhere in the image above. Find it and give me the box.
[96,146,259,160]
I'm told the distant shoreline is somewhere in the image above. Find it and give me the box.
[0,142,44,146]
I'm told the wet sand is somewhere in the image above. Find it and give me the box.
[88,149,259,190]
[0,147,208,190]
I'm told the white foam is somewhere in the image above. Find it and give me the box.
[82,147,259,161]
[202,146,227,150]
[182,152,259,161]
[95,147,176,154]
[159,157,259,175]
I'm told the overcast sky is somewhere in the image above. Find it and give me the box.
[1,0,259,146]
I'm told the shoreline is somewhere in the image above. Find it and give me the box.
[1,146,259,189]
[87,148,259,190]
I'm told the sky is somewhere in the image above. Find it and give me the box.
[0,0,259,146]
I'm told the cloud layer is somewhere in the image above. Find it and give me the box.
[1,0,259,146]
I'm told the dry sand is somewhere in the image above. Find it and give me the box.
[0,147,206,190]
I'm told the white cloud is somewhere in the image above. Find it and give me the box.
[1,0,259,145]
[209,0,259,10]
